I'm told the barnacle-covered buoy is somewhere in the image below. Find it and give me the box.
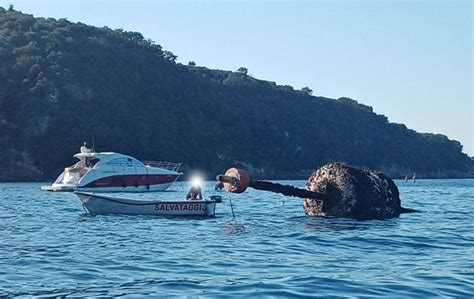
[304,163,415,219]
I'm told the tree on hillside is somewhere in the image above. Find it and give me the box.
[188,61,196,67]
[163,50,177,62]
[301,87,313,95]
[237,67,248,75]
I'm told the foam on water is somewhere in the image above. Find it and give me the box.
[0,180,473,296]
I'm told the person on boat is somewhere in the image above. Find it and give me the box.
[187,177,203,200]
[412,173,417,183]
[80,142,92,153]
[186,185,202,200]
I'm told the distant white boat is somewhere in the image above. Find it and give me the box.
[75,192,222,216]
[41,146,182,192]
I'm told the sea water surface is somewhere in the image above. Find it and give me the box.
[0,180,473,297]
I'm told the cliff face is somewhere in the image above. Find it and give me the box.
[0,8,472,181]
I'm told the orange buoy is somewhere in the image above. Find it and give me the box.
[217,168,250,194]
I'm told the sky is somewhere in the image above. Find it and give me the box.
[2,0,472,155]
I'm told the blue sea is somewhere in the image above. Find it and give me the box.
[1,180,473,297]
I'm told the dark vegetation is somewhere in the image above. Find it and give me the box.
[0,8,472,181]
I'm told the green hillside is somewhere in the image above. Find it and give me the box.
[0,7,472,181]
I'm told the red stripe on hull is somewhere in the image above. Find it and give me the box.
[84,174,179,188]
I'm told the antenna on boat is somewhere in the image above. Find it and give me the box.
[92,138,96,152]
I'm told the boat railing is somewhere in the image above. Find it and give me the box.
[142,161,182,172]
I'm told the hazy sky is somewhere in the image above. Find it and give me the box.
[2,0,472,155]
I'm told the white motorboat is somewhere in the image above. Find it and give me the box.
[75,192,222,216]
[41,146,182,192]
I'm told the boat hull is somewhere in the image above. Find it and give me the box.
[42,177,179,192]
[41,185,76,192]
[75,192,218,216]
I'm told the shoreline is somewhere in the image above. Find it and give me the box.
[2,177,474,184]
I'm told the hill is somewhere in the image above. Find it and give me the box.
[0,7,472,181]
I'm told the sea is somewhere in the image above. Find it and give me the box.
[0,179,473,297]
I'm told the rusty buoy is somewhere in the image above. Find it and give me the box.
[216,167,250,193]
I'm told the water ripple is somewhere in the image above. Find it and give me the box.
[0,180,473,296]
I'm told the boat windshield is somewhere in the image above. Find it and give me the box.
[72,157,98,168]
[104,157,142,167]
[86,157,99,168]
